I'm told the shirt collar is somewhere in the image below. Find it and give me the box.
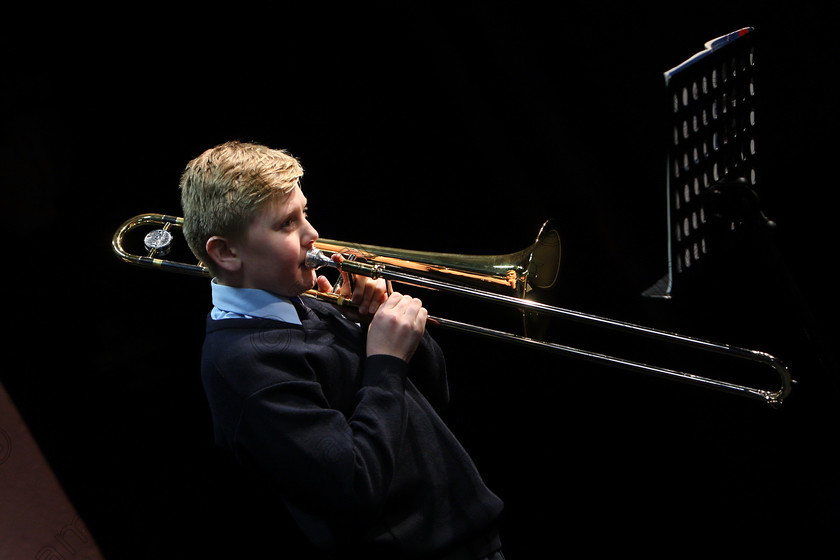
[210,279,302,325]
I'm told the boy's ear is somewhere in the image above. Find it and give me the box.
[205,236,242,273]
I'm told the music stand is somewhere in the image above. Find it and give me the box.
[645,28,761,298]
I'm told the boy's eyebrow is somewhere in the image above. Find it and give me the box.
[272,196,307,225]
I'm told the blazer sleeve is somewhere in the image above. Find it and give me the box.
[231,351,411,529]
[406,331,450,411]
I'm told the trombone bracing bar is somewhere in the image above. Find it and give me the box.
[113,213,794,407]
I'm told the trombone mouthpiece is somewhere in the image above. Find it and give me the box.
[305,248,333,270]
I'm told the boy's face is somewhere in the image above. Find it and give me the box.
[233,184,319,297]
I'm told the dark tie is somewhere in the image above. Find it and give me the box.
[290,296,317,322]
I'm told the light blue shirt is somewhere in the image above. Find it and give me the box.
[210,279,302,325]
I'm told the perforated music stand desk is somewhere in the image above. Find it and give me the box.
[645,28,760,298]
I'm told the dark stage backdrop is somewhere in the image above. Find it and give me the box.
[3,3,838,557]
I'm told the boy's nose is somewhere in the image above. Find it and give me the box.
[307,222,319,244]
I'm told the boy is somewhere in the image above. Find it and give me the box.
[179,141,504,559]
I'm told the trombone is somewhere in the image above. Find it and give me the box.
[112,213,794,407]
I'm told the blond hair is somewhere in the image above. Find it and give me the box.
[179,141,304,276]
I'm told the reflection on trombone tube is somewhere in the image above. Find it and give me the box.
[112,213,794,407]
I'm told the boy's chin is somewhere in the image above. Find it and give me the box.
[305,268,318,287]
[296,271,318,294]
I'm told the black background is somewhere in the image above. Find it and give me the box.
[3,2,839,557]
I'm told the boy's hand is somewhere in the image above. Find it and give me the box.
[315,253,387,322]
[313,254,427,361]
[366,292,428,362]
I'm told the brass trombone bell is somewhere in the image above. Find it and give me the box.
[112,213,793,407]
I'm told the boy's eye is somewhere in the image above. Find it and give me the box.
[276,206,309,230]
[274,217,293,230]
